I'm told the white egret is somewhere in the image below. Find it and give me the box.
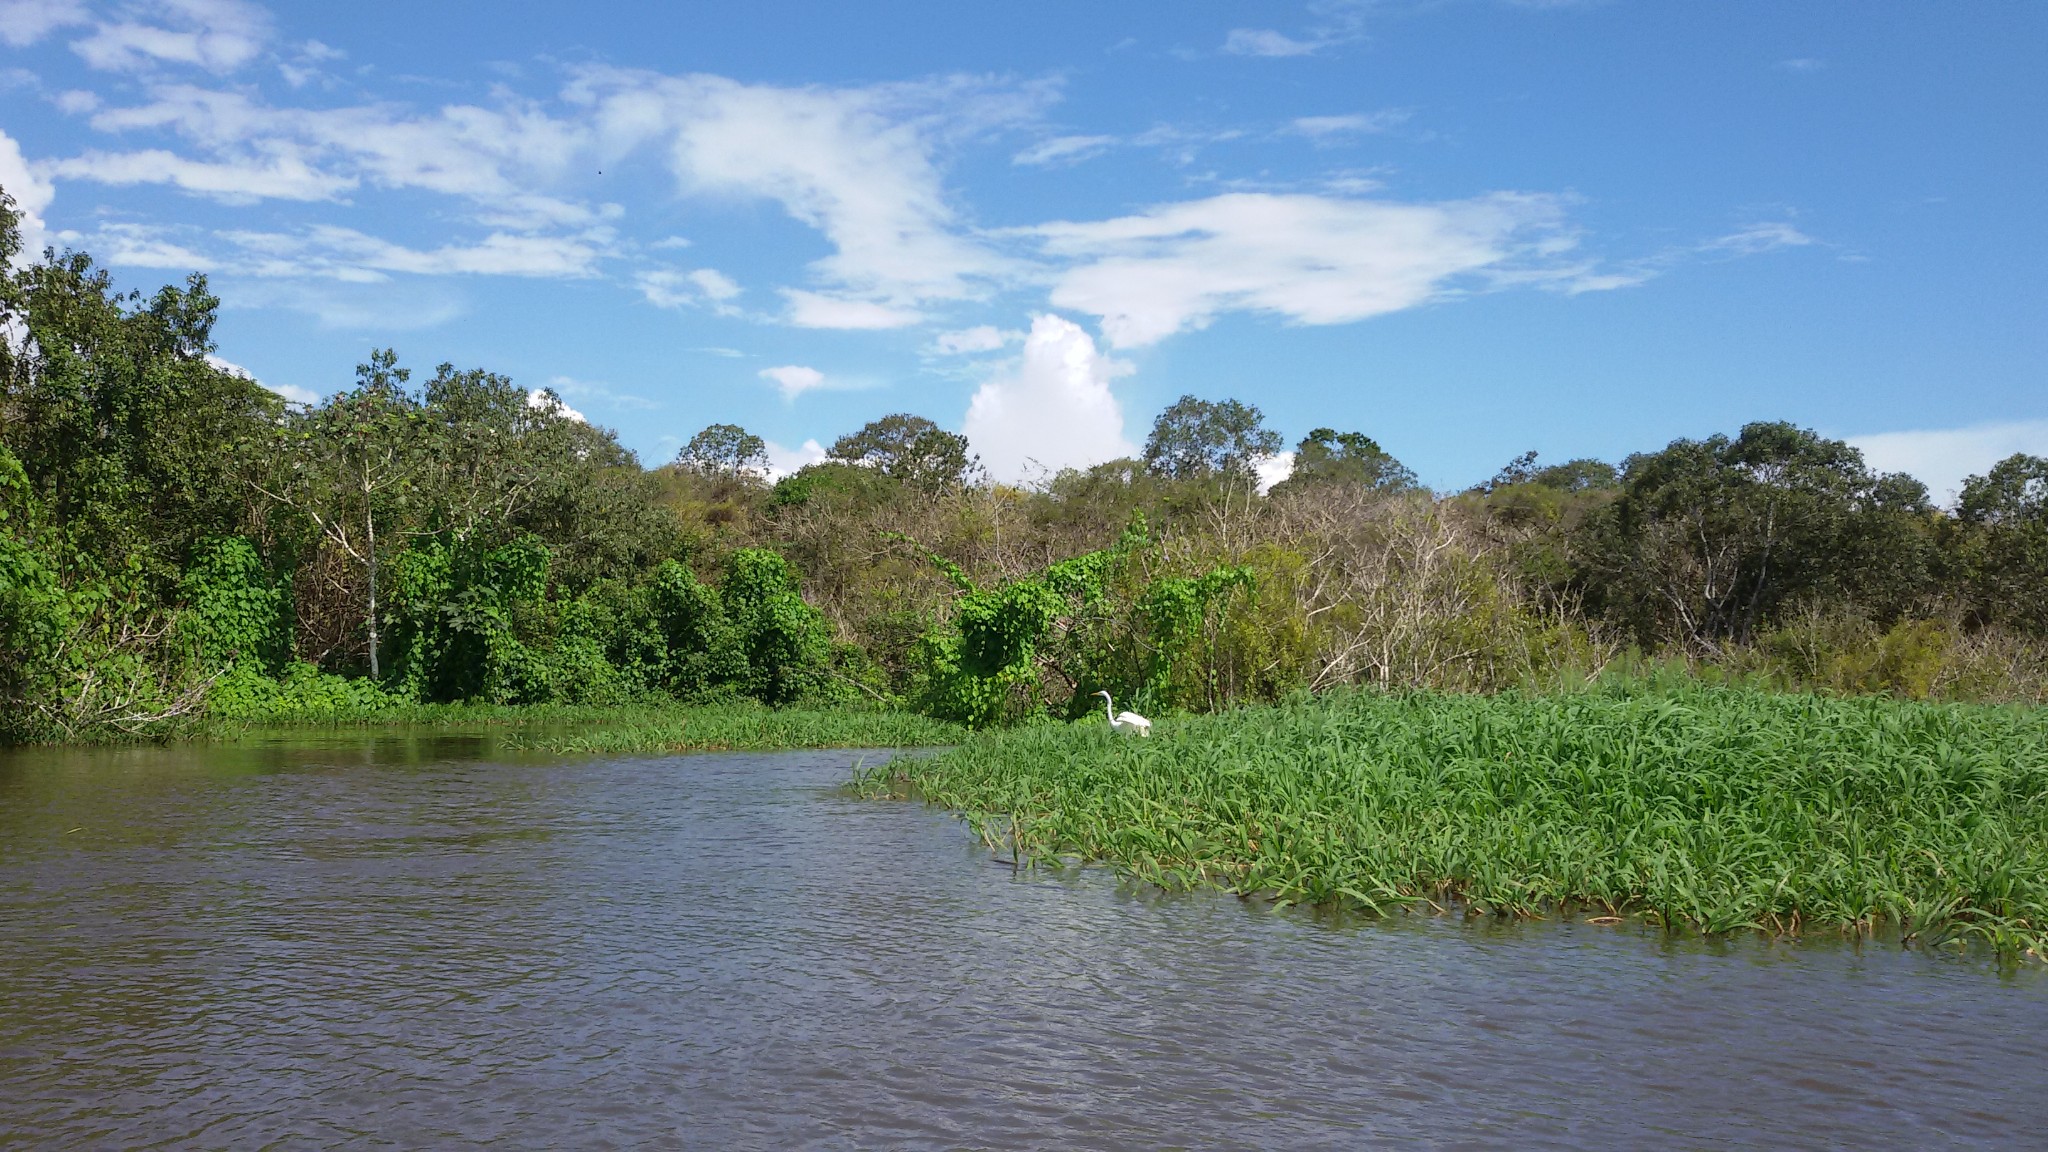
[1095,690,1152,736]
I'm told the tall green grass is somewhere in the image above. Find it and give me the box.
[857,687,2048,957]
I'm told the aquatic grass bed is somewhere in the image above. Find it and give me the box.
[858,687,2048,958]
[499,706,965,756]
[208,703,965,756]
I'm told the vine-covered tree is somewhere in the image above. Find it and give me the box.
[1142,395,1282,480]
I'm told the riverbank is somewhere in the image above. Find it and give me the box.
[856,686,2048,958]
[202,702,966,756]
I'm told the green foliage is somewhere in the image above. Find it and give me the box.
[864,685,2048,957]
[178,537,289,674]
[1143,395,1282,480]
[1281,427,1417,493]
[647,550,832,705]
[1578,421,1935,648]
[678,423,769,478]
[205,660,404,719]
[827,413,977,492]
[388,533,552,703]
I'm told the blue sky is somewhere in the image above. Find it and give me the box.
[1,1,2042,498]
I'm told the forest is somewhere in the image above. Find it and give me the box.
[4,188,2047,744]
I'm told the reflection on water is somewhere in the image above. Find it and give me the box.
[2,737,2044,1149]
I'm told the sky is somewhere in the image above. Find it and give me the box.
[1,0,2043,500]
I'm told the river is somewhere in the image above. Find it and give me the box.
[2,733,2044,1149]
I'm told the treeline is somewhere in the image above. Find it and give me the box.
[3,193,2047,742]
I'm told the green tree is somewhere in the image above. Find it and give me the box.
[252,349,426,677]
[1956,453,2048,635]
[1142,395,1282,480]
[1580,421,1934,648]
[828,413,978,491]
[1281,428,1417,492]
[679,423,769,479]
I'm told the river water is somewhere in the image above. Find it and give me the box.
[2,734,2044,1149]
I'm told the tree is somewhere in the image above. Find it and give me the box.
[828,413,977,491]
[1282,428,1417,492]
[1142,395,1282,480]
[1580,421,1934,648]
[1956,454,2048,634]
[678,423,769,479]
[253,349,426,677]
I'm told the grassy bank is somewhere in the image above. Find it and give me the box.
[204,702,966,756]
[856,687,2048,958]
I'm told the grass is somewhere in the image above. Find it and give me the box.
[856,686,2048,959]
[202,702,966,756]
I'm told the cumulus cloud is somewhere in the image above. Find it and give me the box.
[1849,420,2048,507]
[527,387,587,423]
[73,0,275,73]
[0,0,87,46]
[0,126,56,265]
[763,437,827,479]
[1254,450,1296,494]
[1030,191,1573,347]
[962,314,1136,484]
[758,364,826,402]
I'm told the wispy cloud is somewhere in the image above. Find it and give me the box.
[72,0,275,74]
[1028,191,1578,347]
[1012,134,1118,167]
[1222,28,1324,58]
[0,0,88,47]
[1288,110,1411,140]
[1776,57,1826,73]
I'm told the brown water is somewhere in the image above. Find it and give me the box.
[2,734,2044,1149]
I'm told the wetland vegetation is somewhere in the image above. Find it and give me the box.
[858,686,2048,959]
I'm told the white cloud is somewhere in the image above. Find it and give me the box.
[759,364,826,402]
[763,437,827,479]
[527,387,587,423]
[0,126,56,265]
[73,0,274,73]
[962,313,1136,484]
[1849,420,2048,507]
[1030,191,1572,347]
[213,224,608,279]
[780,288,923,329]
[1777,57,1826,73]
[1289,111,1409,139]
[931,324,1019,355]
[54,88,100,114]
[50,146,357,201]
[0,0,88,47]
[1012,134,1117,167]
[636,266,742,313]
[547,374,657,410]
[221,279,468,330]
[570,68,1039,317]
[1254,450,1296,494]
[205,351,319,404]
[1701,221,1814,256]
[1223,28,1321,57]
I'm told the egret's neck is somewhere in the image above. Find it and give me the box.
[1102,695,1114,723]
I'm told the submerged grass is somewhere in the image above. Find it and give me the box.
[857,687,2048,959]
[204,702,965,756]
